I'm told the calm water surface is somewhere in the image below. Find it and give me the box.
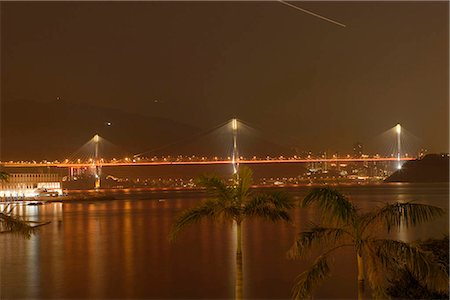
[1,184,448,299]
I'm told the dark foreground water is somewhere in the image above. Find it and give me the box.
[1,184,448,299]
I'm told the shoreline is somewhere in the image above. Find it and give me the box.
[2,182,447,204]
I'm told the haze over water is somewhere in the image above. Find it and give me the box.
[1,183,448,299]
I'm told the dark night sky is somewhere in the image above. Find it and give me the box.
[1,1,449,158]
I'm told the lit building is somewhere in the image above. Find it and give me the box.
[0,173,62,198]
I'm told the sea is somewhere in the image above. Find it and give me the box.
[0,183,448,299]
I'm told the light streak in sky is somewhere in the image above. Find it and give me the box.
[278,0,346,28]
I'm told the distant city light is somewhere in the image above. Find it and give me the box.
[396,123,401,134]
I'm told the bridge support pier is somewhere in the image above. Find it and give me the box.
[69,167,74,180]
[94,166,101,189]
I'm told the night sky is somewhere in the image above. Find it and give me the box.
[1,1,448,159]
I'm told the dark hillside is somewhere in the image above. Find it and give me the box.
[385,154,449,183]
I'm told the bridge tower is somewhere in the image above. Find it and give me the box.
[396,124,402,170]
[93,134,101,189]
[231,118,239,178]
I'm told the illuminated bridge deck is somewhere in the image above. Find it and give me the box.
[2,157,416,168]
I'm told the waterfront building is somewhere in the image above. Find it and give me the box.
[0,173,62,198]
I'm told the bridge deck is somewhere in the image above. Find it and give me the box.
[2,157,415,168]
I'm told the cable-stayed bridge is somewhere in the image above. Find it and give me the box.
[1,119,418,188]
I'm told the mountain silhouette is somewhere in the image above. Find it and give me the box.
[1,99,198,160]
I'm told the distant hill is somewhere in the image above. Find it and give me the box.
[1,99,294,161]
[385,154,449,183]
[1,99,199,160]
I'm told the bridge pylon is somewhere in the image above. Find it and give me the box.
[231,118,239,179]
[396,124,402,170]
[93,134,102,189]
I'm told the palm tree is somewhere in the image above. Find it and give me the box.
[289,187,447,299]
[170,166,294,300]
[0,171,50,237]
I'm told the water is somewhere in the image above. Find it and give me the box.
[1,184,448,299]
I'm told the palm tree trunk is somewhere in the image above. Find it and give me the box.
[235,221,243,300]
[357,253,365,300]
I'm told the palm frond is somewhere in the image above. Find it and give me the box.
[243,192,293,223]
[369,239,448,293]
[266,191,295,210]
[288,224,350,258]
[292,255,331,299]
[365,202,444,232]
[301,187,356,225]
[169,199,231,241]
[196,174,233,202]
[0,213,35,238]
[363,239,390,291]
[2,203,18,215]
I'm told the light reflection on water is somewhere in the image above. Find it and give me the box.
[0,184,448,299]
